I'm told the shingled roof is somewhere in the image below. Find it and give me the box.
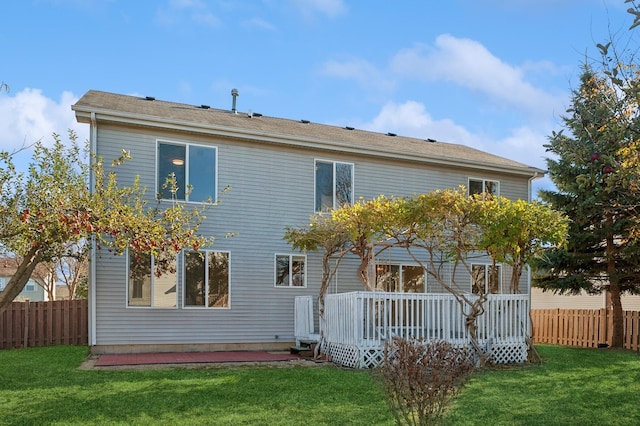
[73,90,544,176]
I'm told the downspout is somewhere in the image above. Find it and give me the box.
[89,112,98,347]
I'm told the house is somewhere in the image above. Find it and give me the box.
[73,90,544,362]
[531,287,640,311]
[0,259,53,302]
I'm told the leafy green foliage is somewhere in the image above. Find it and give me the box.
[286,188,567,363]
[0,131,213,313]
[535,66,640,347]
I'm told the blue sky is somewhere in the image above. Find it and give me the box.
[1,0,637,194]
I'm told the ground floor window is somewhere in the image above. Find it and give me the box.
[375,264,425,293]
[127,252,177,308]
[275,254,306,287]
[184,251,230,308]
[471,264,501,295]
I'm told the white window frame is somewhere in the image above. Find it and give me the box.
[274,254,307,288]
[314,159,354,212]
[0,277,5,291]
[156,139,218,203]
[468,178,500,198]
[471,263,502,295]
[183,250,231,309]
[126,250,178,309]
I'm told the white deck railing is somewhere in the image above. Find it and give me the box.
[302,291,530,368]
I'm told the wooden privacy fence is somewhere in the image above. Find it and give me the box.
[531,308,640,351]
[0,299,88,349]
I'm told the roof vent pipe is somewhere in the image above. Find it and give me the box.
[231,88,239,114]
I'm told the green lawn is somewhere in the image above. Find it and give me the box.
[445,345,640,426]
[1,345,640,425]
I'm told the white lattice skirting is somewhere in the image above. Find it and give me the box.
[323,341,529,369]
[488,342,528,364]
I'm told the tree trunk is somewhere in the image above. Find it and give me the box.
[606,211,624,348]
[609,282,624,348]
[0,245,43,315]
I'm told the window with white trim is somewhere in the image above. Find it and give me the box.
[24,279,36,292]
[468,178,499,198]
[157,141,217,202]
[315,160,353,211]
[471,264,501,295]
[375,264,426,293]
[275,254,306,287]
[184,250,230,308]
[127,252,177,307]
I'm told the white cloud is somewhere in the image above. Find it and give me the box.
[362,100,473,144]
[289,0,347,18]
[391,34,563,116]
[242,17,277,31]
[155,0,221,27]
[320,58,395,92]
[0,89,86,153]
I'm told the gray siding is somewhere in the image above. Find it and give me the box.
[92,124,533,347]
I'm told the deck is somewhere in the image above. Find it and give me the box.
[295,292,530,368]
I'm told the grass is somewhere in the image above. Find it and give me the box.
[1,345,640,425]
[444,345,640,425]
[0,346,394,425]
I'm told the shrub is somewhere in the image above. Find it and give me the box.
[377,338,475,425]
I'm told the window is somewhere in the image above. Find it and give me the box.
[157,141,217,202]
[0,277,4,291]
[375,264,425,293]
[275,254,306,287]
[184,251,230,308]
[128,252,177,307]
[315,160,353,211]
[468,178,499,198]
[24,280,36,292]
[471,264,501,295]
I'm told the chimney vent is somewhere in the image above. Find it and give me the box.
[231,88,239,114]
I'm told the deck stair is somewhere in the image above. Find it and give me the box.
[290,338,318,357]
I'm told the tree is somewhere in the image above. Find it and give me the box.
[286,189,567,363]
[535,66,640,348]
[0,131,213,314]
[56,241,89,300]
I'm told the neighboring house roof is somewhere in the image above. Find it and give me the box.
[73,90,544,177]
[0,257,49,287]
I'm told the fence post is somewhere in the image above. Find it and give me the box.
[23,299,30,348]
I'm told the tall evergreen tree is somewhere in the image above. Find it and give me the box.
[535,66,640,348]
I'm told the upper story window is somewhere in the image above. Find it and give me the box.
[315,160,353,212]
[127,252,177,308]
[157,141,217,203]
[0,277,35,292]
[468,178,499,198]
[184,250,230,308]
[275,254,306,288]
[24,279,36,292]
[471,264,501,295]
